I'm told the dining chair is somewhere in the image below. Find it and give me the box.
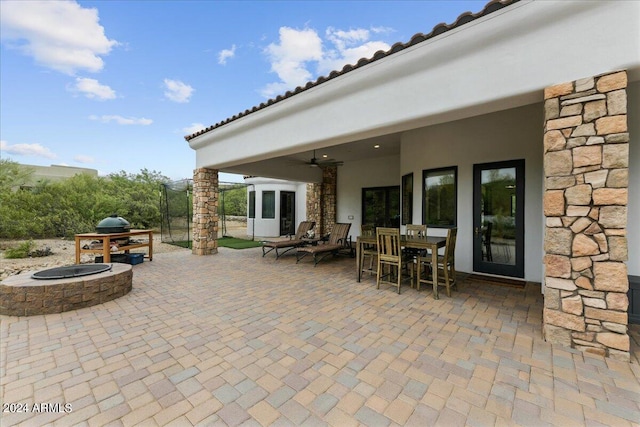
[360,224,377,276]
[416,227,457,296]
[406,224,427,238]
[376,227,406,294]
[404,224,427,286]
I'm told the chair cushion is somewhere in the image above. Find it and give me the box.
[297,243,342,254]
[263,239,306,248]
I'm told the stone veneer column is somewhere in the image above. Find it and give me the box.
[192,168,219,255]
[543,70,629,360]
[321,166,337,234]
[306,183,322,235]
[305,166,337,236]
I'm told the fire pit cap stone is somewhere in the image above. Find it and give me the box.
[31,264,112,280]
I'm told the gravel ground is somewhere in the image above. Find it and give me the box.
[0,219,252,281]
[0,235,188,280]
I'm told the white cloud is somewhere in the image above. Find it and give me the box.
[261,26,391,98]
[325,27,370,52]
[260,82,293,100]
[73,155,95,164]
[318,40,390,76]
[182,123,206,135]
[262,27,323,98]
[0,0,118,75]
[320,27,390,74]
[218,45,236,65]
[0,140,57,159]
[69,77,116,100]
[370,26,395,35]
[163,79,194,103]
[89,115,153,125]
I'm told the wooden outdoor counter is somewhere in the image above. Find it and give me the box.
[75,229,153,264]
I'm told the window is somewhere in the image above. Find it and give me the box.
[402,173,413,225]
[262,191,275,219]
[423,166,457,227]
[248,191,255,218]
[362,186,400,228]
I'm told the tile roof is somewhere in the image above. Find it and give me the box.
[185,0,518,142]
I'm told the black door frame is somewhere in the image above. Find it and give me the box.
[473,159,525,278]
[279,191,295,236]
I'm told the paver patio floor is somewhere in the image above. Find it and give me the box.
[1,247,639,426]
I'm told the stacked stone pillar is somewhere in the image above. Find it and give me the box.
[543,70,629,360]
[321,166,337,234]
[305,166,337,236]
[306,182,322,235]
[192,168,219,255]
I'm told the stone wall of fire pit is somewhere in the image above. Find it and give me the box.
[0,263,132,316]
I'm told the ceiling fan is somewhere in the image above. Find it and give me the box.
[304,150,343,167]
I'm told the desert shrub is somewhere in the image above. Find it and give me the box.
[220,186,247,216]
[4,240,35,259]
[0,161,169,239]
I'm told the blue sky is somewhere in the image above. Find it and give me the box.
[1,0,486,182]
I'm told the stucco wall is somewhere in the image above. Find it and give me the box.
[401,103,544,282]
[246,178,307,238]
[336,154,400,241]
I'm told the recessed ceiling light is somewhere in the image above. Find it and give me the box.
[374,144,380,149]
[322,154,328,158]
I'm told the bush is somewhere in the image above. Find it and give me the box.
[220,186,247,216]
[4,240,35,259]
[0,162,170,239]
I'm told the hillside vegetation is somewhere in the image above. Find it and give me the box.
[0,160,248,239]
[0,159,168,239]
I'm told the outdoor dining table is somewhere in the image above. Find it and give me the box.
[356,233,448,298]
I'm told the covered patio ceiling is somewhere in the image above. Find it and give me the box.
[221,133,403,183]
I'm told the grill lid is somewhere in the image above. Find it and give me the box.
[96,214,131,233]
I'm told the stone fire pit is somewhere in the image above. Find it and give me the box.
[0,263,132,316]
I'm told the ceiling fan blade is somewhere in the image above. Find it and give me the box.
[318,160,343,167]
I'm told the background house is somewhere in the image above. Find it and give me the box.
[245,176,307,238]
[11,163,98,190]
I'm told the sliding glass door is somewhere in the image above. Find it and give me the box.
[362,186,400,228]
